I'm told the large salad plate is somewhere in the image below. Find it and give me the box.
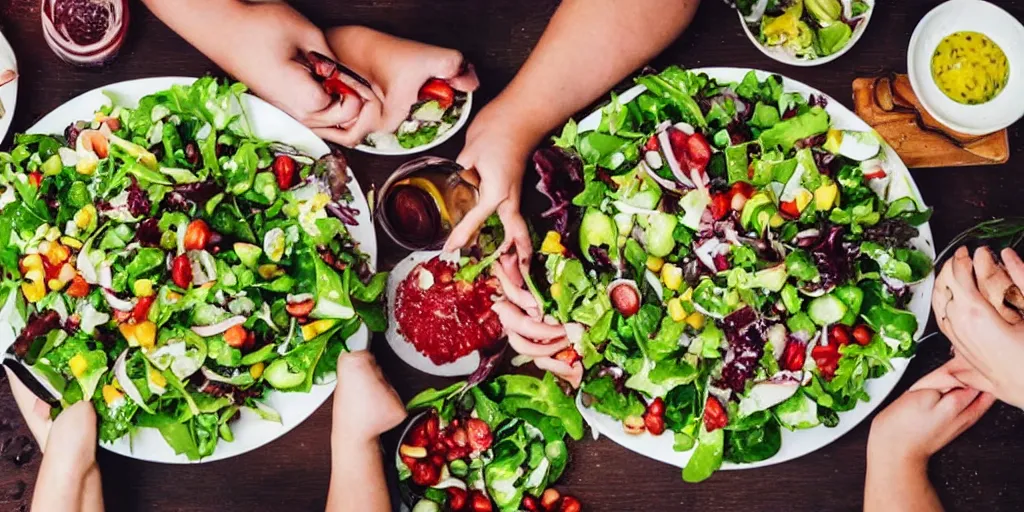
[575,67,935,471]
[18,77,376,464]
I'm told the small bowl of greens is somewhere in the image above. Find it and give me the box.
[738,0,873,67]
[356,80,473,156]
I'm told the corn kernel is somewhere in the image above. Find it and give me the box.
[668,298,687,322]
[102,385,124,406]
[76,154,99,175]
[21,280,46,303]
[661,263,683,291]
[69,354,88,378]
[550,282,565,300]
[249,362,265,379]
[148,368,167,388]
[302,319,336,341]
[47,278,65,291]
[540,231,565,255]
[685,311,705,330]
[73,205,96,230]
[257,264,282,280]
[20,254,43,271]
[646,255,665,273]
[134,321,157,349]
[680,287,694,302]
[133,279,154,297]
[119,323,138,346]
[60,236,83,249]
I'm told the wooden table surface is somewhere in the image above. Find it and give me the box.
[2,0,1024,511]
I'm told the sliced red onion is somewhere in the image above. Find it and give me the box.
[638,161,677,192]
[191,315,246,337]
[189,250,218,285]
[673,122,695,135]
[694,238,722,272]
[98,262,112,289]
[42,0,129,67]
[114,349,151,411]
[644,150,664,171]
[101,288,134,311]
[657,130,694,188]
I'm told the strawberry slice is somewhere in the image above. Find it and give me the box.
[686,133,712,173]
[419,78,456,109]
[703,396,728,432]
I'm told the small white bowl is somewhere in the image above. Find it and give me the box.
[908,0,1024,135]
[739,0,874,67]
[354,92,473,156]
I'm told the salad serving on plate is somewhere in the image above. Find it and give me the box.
[363,79,471,152]
[398,372,584,512]
[738,0,871,62]
[0,77,386,460]
[527,66,933,481]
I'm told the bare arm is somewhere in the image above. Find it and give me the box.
[865,455,942,512]
[447,0,701,258]
[326,438,391,512]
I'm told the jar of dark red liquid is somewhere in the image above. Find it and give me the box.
[376,156,479,251]
[42,0,129,67]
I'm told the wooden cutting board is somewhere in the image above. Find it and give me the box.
[852,74,1009,168]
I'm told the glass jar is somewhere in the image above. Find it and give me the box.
[41,0,129,67]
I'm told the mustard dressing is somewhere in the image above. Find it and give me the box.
[931,31,1009,105]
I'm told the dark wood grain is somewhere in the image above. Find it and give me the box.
[1,1,1024,511]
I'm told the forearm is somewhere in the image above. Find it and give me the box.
[865,453,943,512]
[326,437,391,512]
[81,464,105,512]
[31,458,94,512]
[493,0,699,145]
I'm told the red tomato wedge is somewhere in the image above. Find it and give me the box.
[323,77,357,97]
[419,78,456,109]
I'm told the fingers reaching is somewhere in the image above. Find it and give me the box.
[4,367,52,449]
[443,200,497,253]
[973,247,1021,324]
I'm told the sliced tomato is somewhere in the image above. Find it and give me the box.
[709,193,730,220]
[644,135,660,151]
[728,181,754,201]
[829,324,852,346]
[703,396,729,432]
[419,78,455,109]
[686,133,712,172]
[28,172,43,187]
[779,200,801,218]
[668,129,690,166]
[322,77,357,97]
[782,340,806,372]
[132,296,156,323]
[863,167,888,180]
[811,345,840,380]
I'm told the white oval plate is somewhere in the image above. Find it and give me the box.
[907,0,1024,135]
[740,0,874,67]
[386,250,481,377]
[0,29,18,144]
[23,77,377,464]
[354,93,473,156]
[575,67,935,471]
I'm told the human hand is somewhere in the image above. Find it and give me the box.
[331,351,407,446]
[214,3,379,146]
[325,26,479,137]
[868,360,996,468]
[5,367,97,475]
[932,246,1024,407]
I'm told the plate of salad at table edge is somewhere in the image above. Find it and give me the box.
[738,0,874,66]
[531,66,934,481]
[0,76,385,464]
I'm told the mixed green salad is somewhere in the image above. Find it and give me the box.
[739,0,871,60]
[364,79,468,151]
[0,78,385,460]
[399,372,583,512]
[530,66,932,481]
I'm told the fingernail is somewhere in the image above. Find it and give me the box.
[956,246,969,257]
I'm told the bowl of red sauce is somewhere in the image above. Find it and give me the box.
[386,251,504,376]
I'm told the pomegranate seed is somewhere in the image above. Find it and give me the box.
[559,496,582,512]
[829,325,852,346]
[540,489,561,510]
[410,461,440,486]
[272,155,297,190]
[609,283,640,318]
[521,495,540,512]
[424,415,440,442]
[646,397,665,417]
[852,325,873,346]
[644,413,666,435]
[448,488,468,511]
[465,418,493,452]
[469,490,493,512]
[171,254,193,288]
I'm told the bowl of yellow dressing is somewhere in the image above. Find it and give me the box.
[909,0,1024,135]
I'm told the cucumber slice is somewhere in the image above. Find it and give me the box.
[808,294,848,326]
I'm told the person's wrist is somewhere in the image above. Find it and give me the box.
[331,428,379,453]
[475,95,550,151]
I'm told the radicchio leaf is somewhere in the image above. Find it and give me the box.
[12,310,62,358]
[533,147,584,237]
[135,217,162,247]
[165,181,220,212]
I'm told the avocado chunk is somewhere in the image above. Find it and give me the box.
[264,359,306,389]
[750,264,788,292]
[233,242,263,268]
[741,192,774,230]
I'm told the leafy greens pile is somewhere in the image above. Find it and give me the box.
[0,78,385,460]
[531,66,932,482]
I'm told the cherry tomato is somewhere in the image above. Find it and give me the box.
[418,78,456,109]
[852,325,874,346]
[710,193,731,220]
[829,324,852,346]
